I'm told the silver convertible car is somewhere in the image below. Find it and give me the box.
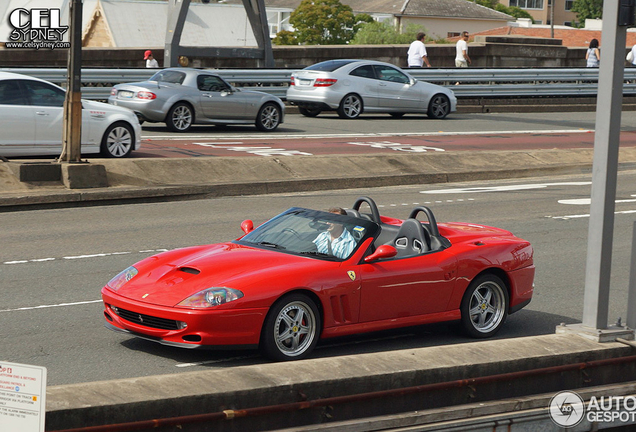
[286,60,456,119]
[109,68,284,132]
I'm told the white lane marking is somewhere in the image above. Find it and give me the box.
[551,209,636,220]
[559,198,636,205]
[377,199,474,208]
[346,141,445,152]
[0,300,102,313]
[2,249,169,266]
[190,142,312,156]
[422,182,592,194]
[142,129,594,141]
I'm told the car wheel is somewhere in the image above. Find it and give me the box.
[390,113,405,118]
[100,122,134,158]
[256,103,281,132]
[427,94,451,119]
[298,107,321,117]
[166,102,194,132]
[461,274,508,338]
[337,94,362,119]
[260,293,321,361]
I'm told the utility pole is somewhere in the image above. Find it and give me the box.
[59,0,82,162]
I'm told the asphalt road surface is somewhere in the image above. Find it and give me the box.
[132,111,636,158]
[3,171,636,385]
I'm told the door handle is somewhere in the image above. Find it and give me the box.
[379,83,387,87]
[36,111,49,116]
[203,94,213,98]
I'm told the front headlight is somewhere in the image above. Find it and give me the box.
[177,287,244,308]
[107,266,138,291]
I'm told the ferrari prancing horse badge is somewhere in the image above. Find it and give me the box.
[347,271,356,281]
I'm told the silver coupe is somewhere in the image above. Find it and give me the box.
[109,68,284,132]
[286,60,456,119]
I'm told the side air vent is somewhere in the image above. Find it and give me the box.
[179,267,200,275]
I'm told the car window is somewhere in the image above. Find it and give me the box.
[21,80,65,107]
[149,70,186,84]
[305,60,356,72]
[373,66,410,84]
[197,75,229,92]
[350,66,375,80]
[0,80,28,105]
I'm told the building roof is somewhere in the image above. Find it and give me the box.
[225,0,512,20]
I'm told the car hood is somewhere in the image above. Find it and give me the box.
[83,99,134,116]
[113,243,314,307]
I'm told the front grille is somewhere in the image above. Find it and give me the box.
[113,306,180,330]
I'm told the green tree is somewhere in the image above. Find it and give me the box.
[495,4,535,22]
[289,0,363,45]
[570,0,603,28]
[352,21,415,45]
[272,30,298,45]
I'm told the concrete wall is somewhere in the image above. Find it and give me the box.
[0,36,590,69]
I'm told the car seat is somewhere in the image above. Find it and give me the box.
[391,219,430,258]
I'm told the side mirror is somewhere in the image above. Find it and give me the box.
[410,78,417,86]
[364,245,397,263]
[241,220,254,234]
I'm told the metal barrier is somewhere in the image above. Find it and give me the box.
[3,67,636,100]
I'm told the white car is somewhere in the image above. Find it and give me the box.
[0,71,141,158]
[287,59,457,119]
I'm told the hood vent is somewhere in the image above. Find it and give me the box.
[179,267,200,275]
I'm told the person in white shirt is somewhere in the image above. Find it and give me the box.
[455,31,471,68]
[407,32,431,68]
[144,50,159,68]
[629,44,636,67]
[312,207,357,259]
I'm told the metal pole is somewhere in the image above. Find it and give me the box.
[627,222,636,329]
[59,0,82,162]
[582,0,627,329]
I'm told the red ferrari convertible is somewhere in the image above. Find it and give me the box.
[102,197,534,361]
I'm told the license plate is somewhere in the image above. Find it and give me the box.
[297,79,311,86]
[118,91,134,98]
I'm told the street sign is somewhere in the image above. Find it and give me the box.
[0,361,47,432]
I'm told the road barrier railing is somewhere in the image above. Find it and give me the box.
[3,67,636,100]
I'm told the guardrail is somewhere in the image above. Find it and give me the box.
[3,67,636,100]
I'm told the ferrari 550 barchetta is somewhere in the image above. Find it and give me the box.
[102,196,534,361]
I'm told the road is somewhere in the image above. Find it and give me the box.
[133,111,636,158]
[3,171,636,386]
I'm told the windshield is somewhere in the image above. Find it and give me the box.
[305,60,357,72]
[236,208,378,261]
[149,70,186,84]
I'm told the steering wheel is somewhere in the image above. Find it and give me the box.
[352,196,381,224]
[407,206,440,237]
[282,228,303,240]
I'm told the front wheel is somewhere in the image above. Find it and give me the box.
[260,294,321,361]
[460,274,508,338]
[337,94,362,119]
[100,122,134,158]
[166,102,194,132]
[256,103,282,132]
[427,94,451,119]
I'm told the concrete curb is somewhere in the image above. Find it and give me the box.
[4,147,636,209]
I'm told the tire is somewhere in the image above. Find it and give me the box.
[337,93,362,119]
[390,113,405,118]
[100,122,134,158]
[299,107,321,117]
[460,274,508,338]
[256,102,282,132]
[260,294,321,361]
[427,94,451,119]
[166,102,194,132]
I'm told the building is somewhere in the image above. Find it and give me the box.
[499,0,578,26]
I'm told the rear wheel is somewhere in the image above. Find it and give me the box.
[427,94,451,119]
[460,274,508,338]
[256,103,281,132]
[298,107,322,117]
[100,122,134,158]
[166,102,194,132]
[260,294,321,361]
[337,93,362,119]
